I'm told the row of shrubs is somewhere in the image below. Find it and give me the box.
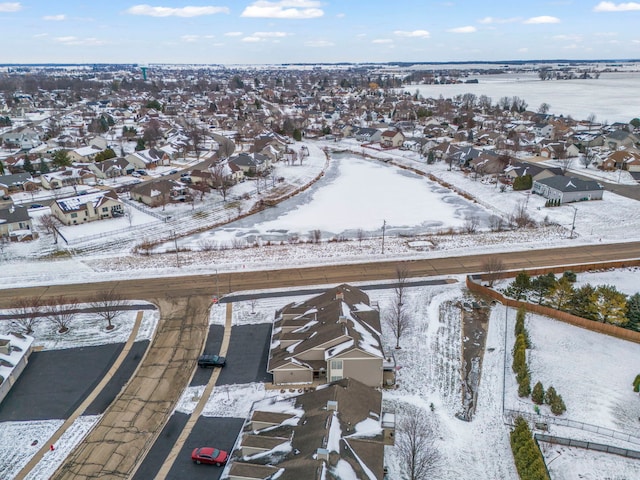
[510,417,550,480]
[512,307,566,415]
[503,271,640,330]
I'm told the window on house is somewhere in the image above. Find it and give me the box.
[330,375,342,382]
[102,207,108,212]
[330,359,342,370]
[71,213,77,218]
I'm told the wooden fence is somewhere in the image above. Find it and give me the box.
[466,264,640,345]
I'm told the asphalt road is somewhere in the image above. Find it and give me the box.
[1,242,639,307]
[0,343,124,422]
[190,325,224,387]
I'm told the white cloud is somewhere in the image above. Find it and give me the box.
[181,35,199,42]
[394,30,430,38]
[594,1,640,11]
[553,34,583,42]
[447,26,477,33]
[356,33,367,37]
[224,31,243,36]
[43,14,65,21]
[523,16,560,24]
[478,16,520,24]
[34,33,48,38]
[372,38,393,44]
[0,2,20,12]
[336,12,345,18]
[241,32,289,42]
[241,0,323,19]
[304,39,334,47]
[54,36,106,46]
[126,4,230,17]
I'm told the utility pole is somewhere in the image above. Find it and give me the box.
[569,205,577,239]
[381,220,386,254]
[172,230,180,267]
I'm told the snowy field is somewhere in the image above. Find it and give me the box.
[408,71,640,124]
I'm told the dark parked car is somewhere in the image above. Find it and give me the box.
[29,203,44,209]
[191,447,228,466]
[197,354,226,368]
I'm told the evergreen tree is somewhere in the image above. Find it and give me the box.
[23,157,35,174]
[532,381,545,405]
[52,149,72,167]
[518,372,531,397]
[427,150,435,164]
[633,374,640,392]
[568,283,598,320]
[595,285,628,325]
[626,293,640,330]
[39,158,49,174]
[505,271,531,300]
[549,276,574,310]
[135,139,146,151]
[530,273,556,305]
[292,128,302,141]
[550,394,566,415]
[545,386,558,405]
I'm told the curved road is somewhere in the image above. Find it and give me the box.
[2,241,639,478]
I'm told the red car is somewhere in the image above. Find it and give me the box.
[191,447,229,466]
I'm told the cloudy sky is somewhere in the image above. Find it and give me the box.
[2,1,640,64]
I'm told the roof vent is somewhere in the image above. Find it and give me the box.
[327,400,338,412]
[316,448,330,461]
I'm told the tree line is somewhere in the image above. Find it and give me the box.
[502,271,639,330]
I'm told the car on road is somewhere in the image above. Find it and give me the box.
[136,169,148,176]
[131,172,141,178]
[197,354,226,368]
[29,203,44,209]
[169,169,179,174]
[191,447,228,466]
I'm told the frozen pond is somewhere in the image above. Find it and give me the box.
[408,71,640,124]
[179,154,495,248]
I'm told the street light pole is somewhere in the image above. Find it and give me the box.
[381,220,386,254]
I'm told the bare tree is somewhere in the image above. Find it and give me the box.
[44,296,78,333]
[557,150,573,175]
[481,256,505,287]
[385,266,411,349]
[310,229,322,244]
[488,215,505,232]
[90,290,126,330]
[211,162,230,201]
[39,213,59,244]
[511,201,534,229]
[397,406,441,480]
[10,297,42,335]
[356,228,366,247]
[185,120,208,159]
[580,148,596,169]
[124,206,134,227]
[463,215,480,234]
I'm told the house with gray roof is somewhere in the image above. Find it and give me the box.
[604,129,639,150]
[533,176,604,204]
[0,173,35,194]
[226,378,394,480]
[268,284,395,388]
[0,205,34,240]
[50,190,123,225]
[229,152,270,175]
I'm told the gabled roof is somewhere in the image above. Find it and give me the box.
[55,190,121,213]
[535,175,604,193]
[0,173,33,188]
[231,378,385,480]
[0,205,30,224]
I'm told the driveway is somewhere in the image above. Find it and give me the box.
[166,417,244,480]
[216,324,273,386]
[190,325,224,387]
[0,343,125,421]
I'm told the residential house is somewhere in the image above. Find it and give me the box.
[50,190,124,225]
[229,152,270,175]
[0,127,41,150]
[227,378,394,480]
[125,147,170,170]
[67,145,102,163]
[0,205,34,241]
[604,130,639,150]
[352,127,382,143]
[268,284,395,388]
[533,176,604,204]
[86,157,135,179]
[601,149,640,172]
[41,167,96,190]
[380,130,405,148]
[130,179,191,207]
[0,173,35,194]
[469,151,506,175]
[532,122,554,139]
[504,162,563,182]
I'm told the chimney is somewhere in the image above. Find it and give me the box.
[335,290,344,301]
[338,315,348,324]
[327,400,338,412]
[316,448,329,461]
